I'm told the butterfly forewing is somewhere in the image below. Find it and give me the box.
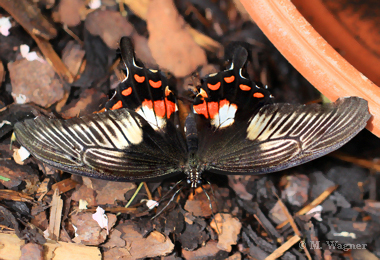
[14,108,187,181]
[201,97,370,175]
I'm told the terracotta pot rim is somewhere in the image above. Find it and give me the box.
[239,0,380,138]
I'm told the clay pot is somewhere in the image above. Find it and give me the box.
[239,0,380,138]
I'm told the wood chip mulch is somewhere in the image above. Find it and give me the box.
[0,0,380,259]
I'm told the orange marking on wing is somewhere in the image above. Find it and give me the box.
[121,87,132,96]
[111,100,123,110]
[224,75,235,83]
[149,80,162,88]
[239,84,251,91]
[165,86,172,96]
[94,107,106,114]
[165,99,177,119]
[134,74,146,83]
[154,100,166,117]
[193,101,209,119]
[199,88,208,98]
[253,92,265,98]
[207,82,221,91]
[207,102,219,119]
[142,99,153,109]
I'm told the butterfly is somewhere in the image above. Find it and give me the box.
[14,37,370,188]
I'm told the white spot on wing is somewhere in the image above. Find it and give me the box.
[211,103,237,129]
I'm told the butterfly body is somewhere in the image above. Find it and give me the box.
[14,37,371,188]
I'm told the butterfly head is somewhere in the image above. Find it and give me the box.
[184,155,205,188]
[185,168,202,188]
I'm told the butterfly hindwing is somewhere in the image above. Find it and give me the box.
[106,37,178,132]
[193,45,272,130]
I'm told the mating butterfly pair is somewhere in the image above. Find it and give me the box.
[14,37,370,188]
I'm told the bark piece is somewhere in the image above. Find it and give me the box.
[85,10,133,49]
[103,222,174,259]
[9,59,64,107]
[58,0,85,27]
[71,184,97,207]
[93,180,136,205]
[210,213,242,252]
[61,40,85,77]
[280,174,309,207]
[20,243,44,260]
[182,240,228,260]
[71,212,117,245]
[60,88,108,119]
[147,0,207,77]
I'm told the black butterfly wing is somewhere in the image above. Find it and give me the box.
[192,44,370,175]
[14,37,188,182]
[106,37,179,133]
[198,97,370,175]
[14,108,187,181]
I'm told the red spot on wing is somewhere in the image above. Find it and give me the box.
[193,101,209,119]
[121,87,132,96]
[134,74,146,83]
[149,80,162,88]
[207,82,221,91]
[142,99,153,109]
[219,99,230,107]
[224,75,235,83]
[153,100,166,117]
[207,102,219,119]
[165,99,176,119]
[111,100,123,110]
[253,92,265,98]
[239,84,251,91]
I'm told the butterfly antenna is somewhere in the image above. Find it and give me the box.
[205,180,220,213]
[151,186,183,220]
[158,179,184,203]
[201,185,221,235]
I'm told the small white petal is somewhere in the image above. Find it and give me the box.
[0,17,12,36]
[144,199,159,210]
[92,206,109,234]
[88,0,101,9]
